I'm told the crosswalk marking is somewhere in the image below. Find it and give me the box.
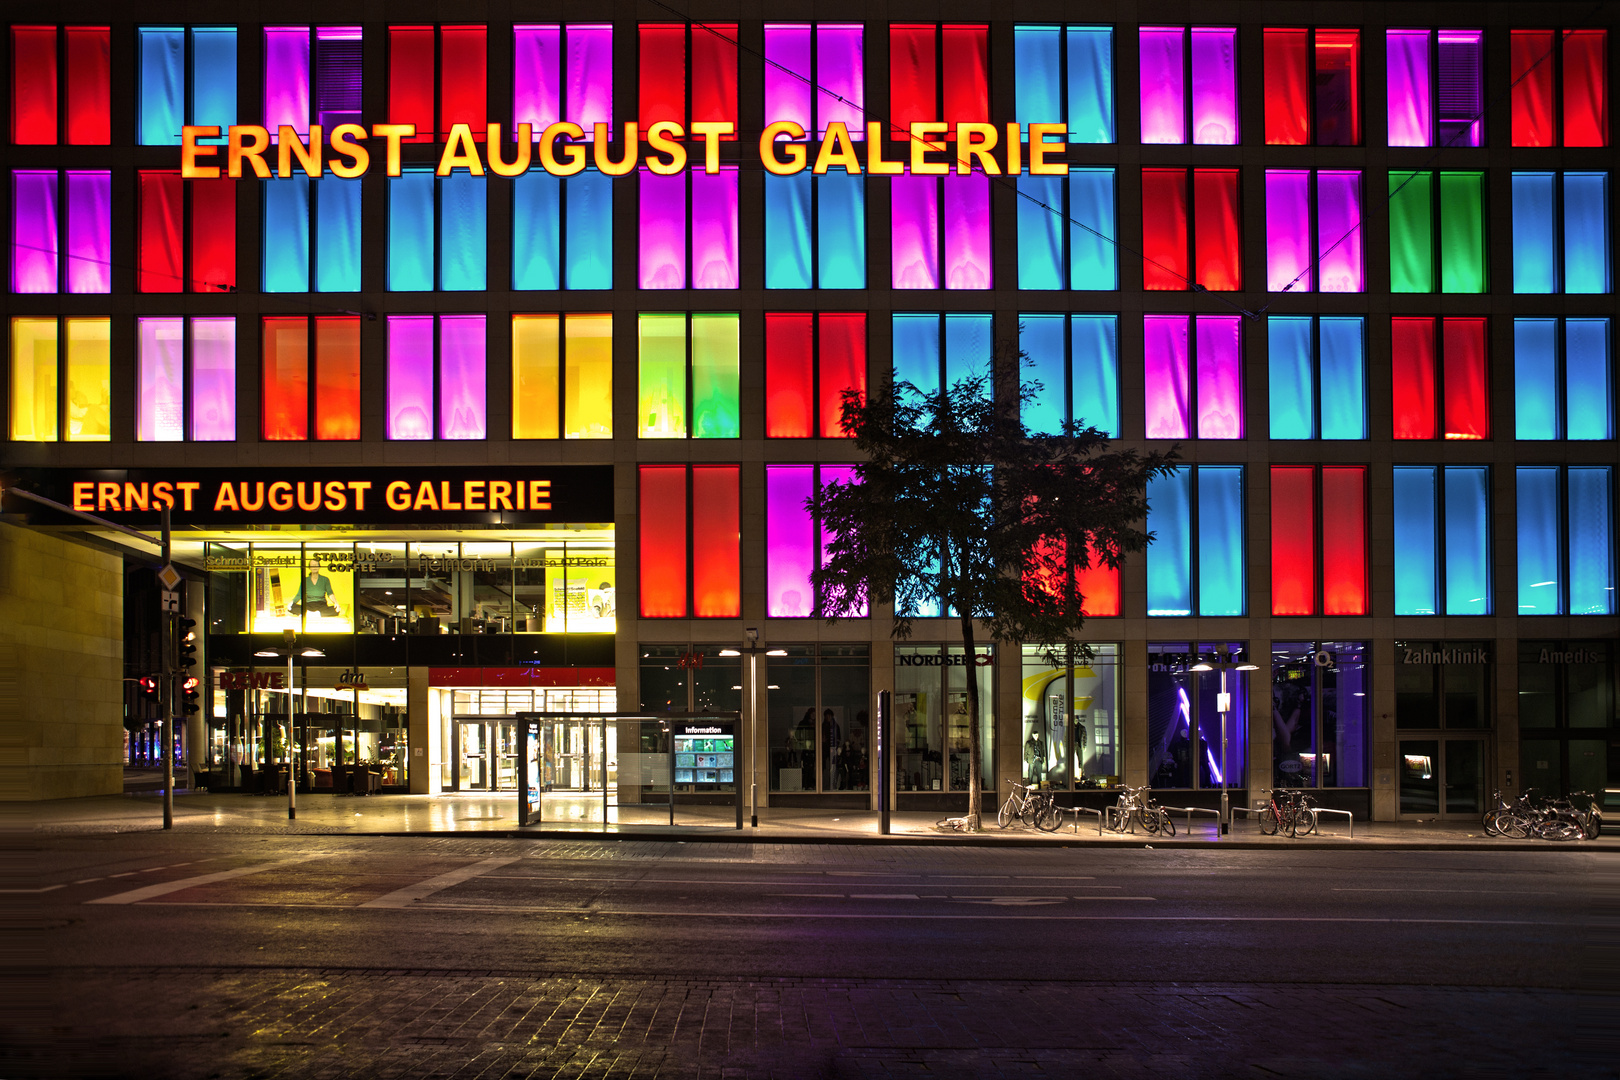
[86,856,327,905]
[359,857,520,909]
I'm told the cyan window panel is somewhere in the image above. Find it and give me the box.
[1069,169,1117,290]
[1268,316,1314,439]
[262,176,309,292]
[315,177,361,292]
[1067,27,1115,143]
[945,313,993,389]
[1197,465,1246,617]
[1319,317,1367,439]
[1020,314,1066,433]
[1017,174,1065,290]
[1073,313,1119,438]
[388,170,434,292]
[765,172,812,289]
[1514,319,1560,440]
[138,28,184,145]
[191,29,237,142]
[512,171,560,291]
[1444,465,1491,616]
[893,314,941,398]
[1146,467,1192,616]
[1568,466,1615,615]
[1566,319,1613,440]
[1512,172,1558,293]
[1014,26,1061,140]
[564,170,612,290]
[817,169,865,289]
[1393,466,1438,615]
[1564,172,1611,295]
[1517,466,1562,614]
[439,173,486,291]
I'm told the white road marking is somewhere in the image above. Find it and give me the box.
[359,856,520,909]
[0,884,65,893]
[1331,888,1562,895]
[86,856,327,905]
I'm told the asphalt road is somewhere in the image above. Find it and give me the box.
[7,833,1611,1079]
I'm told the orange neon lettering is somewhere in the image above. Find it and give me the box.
[529,480,552,511]
[489,481,513,511]
[72,482,94,512]
[440,481,462,511]
[181,127,221,178]
[486,124,532,177]
[97,482,121,511]
[238,483,265,512]
[267,481,293,512]
[370,124,414,176]
[324,481,347,511]
[296,481,322,511]
[413,482,439,512]
[227,125,271,178]
[277,125,323,178]
[348,481,371,511]
[213,484,240,512]
[464,481,485,511]
[152,481,175,509]
[385,481,411,511]
[124,483,150,511]
[175,482,199,511]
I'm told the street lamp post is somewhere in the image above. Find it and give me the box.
[256,629,324,820]
[1191,649,1259,834]
[720,630,786,828]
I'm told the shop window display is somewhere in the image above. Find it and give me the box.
[1019,644,1118,789]
[1147,642,1249,789]
[895,645,993,794]
[765,646,869,794]
[1270,642,1369,787]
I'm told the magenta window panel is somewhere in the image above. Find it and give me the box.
[387,315,435,440]
[892,172,940,289]
[943,171,992,289]
[1144,314,1190,439]
[819,465,868,616]
[514,25,562,134]
[1195,314,1243,439]
[137,317,184,442]
[1387,29,1432,147]
[65,170,110,294]
[639,170,686,289]
[1139,27,1186,143]
[566,24,612,133]
[439,314,486,439]
[818,24,865,138]
[1317,170,1365,292]
[764,24,812,136]
[1266,169,1313,292]
[190,317,236,441]
[12,170,58,293]
[692,166,739,289]
[1190,28,1238,144]
[264,27,311,139]
[767,465,816,617]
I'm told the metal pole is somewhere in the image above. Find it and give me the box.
[287,646,297,820]
[878,690,891,835]
[749,651,759,827]
[1219,667,1229,835]
[160,507,173,830]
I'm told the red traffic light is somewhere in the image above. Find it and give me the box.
[182,676,200,692]
[138,676,158,695]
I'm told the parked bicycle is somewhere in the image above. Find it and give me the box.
[1488,789,1601,841]
[997,781,1063,832]
[1103,784,1177,837]
[1258,788,1317,837]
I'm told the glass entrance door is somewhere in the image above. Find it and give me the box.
[459,721,490,789]
[1399,739,1486,817]
[542,719,608,791]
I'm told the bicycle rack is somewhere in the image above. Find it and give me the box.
[1231,804,1355,838]
[1161,806,1222,833]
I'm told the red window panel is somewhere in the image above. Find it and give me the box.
[942,25,990,131]
[1141,169,1189,290]
[1321,466,1367,616]
[1271,466,1317,616]
[691,24,738,135]
[314,316,361,441]
[1442,317,1489,440]
[12,26,58,144]
[890,24,936,136]
[1023,532,1068,608]
[1076,543,1121,618]
[440,26,487,141]
[262,317,310,441]
[639,24,687,130]
[765,313,814,438]
[64,26,109,145]
[189,178,236,293]
[1264,28,1310,145]
[1313,30,1361,146]
[1511,30,1556,147]
[1563,29,1609,147]
[389,27,435,143]
[137,171,184,294]
[1391,317,1437,439]
[691,465,740,618]
[639,465,688,617]
[1192,169,1242,291]
[817,314,866,438]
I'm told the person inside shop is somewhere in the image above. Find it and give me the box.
[288,566,342,618]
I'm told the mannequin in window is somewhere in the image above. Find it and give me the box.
[289,567,341,618]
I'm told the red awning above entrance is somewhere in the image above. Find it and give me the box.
[429,666,614,687]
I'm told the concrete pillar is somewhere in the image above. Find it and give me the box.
[407,665,436,793]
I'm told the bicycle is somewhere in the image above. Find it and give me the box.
[1103,785,1176,837]
[1257,788,1315,837]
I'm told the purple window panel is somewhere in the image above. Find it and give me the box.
[190,317,236,441]
[264,27,311,139]
[1190,28,1238,144]
[137,317,184,442]
[891,172,939,289]
[692,166,739,289]
[818,24,865,138]
[639,170,686,289]
[12,170,58,293]
[1266,169,1313,292]
[1139,27,1186,144]
[767,465,816,617]
[1195,315,1243,439]
[764,24,812,137]
[1144,314,1190,439]
[819,465,868,616]
[1317,170,1365,293]
[387,315,435,440]
[943,171,992,289]
[439,314,487,440]
[566,25,613,133]
[65,170,110,294]
[514,25,562,135]
[1387,29,1432,147]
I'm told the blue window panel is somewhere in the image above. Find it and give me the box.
[764,172,812,289]
[1564,172,1611,295]
[315,177,361,292]
[1067,26,1115,143]
[1568,467,1614,615]
[512,171,560,290]
[1017,174,1064,290]
[1444,465,1492,616]
[899,549,944,618]
[1268,316,1314,439]
[262,176,309,292]
[1069,169,1117,290]
[439,173,486,291]
[388,170,434,292]
[138,28,184,145]
[893,314,941,399]
[1073,313,1119,437]
[1014,26,1061,140]
[1393,466,1438,615]
[945,313,993,391]
[1020,314,1065,433]
[818,169,865,289]
[191,29,236,143]
[565,170,612,290]
[1566,319,1613,440]
[1146,467,1191,616]
[1512,172,1557,293]
[1197,466,1246,617]
[1517,467,1562,615]
[1514,319,1560,440]
[1319,317,1366,439]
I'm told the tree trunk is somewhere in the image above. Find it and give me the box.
[960,612,982,831]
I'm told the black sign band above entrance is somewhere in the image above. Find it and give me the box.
[3,466,614,527]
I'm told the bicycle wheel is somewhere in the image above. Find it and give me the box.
[1103,806,1125,833]
[997,797,1015,829]
[1482,810,1500,836]
[1157,810,1177,838]
[1583,814,1602,841]
[1498,813,1531,839]
[1020,799,1040,827]
[1135,808,1162,835]
[1035,800,1063,833]
[1288,808,1316,837]
[1258,805,1280,835]
[1535,819,1580,841]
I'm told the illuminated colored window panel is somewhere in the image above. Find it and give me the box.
[1435,30,1486,146]
[1566,320,1614,440]
[1393,468,1439,615]
[190,177,235,294]
[638,466,688,618]
[9,319,58,440]
[1442,318,1489,440]
[1387,30,1432,146]
[1322,466,1368,615]
[262,316,309,441]
[64,318,110,442]
[138,171,183,294]
[388,169,434,291]
[1321,318,1368,440]
[943,25,990,130]
[1021,315,1065,434]
[564,170,613,289]
[11,171,57,293]
[11,27,57,143]
[691,23,738,133]
[314,177,360,293]
[692,314,740,438]
[563,314,613,439]
[512,312,613,441]
[1514,319,1560,440]
[1070,26,1115,142]
[313,317,360,441]
[1144,314,1241,440]
[1076,546,1121,617]
[944,314,991,391]
[892,313,941,398]
[818,466,866,616]
[513,24,612,135]
[1565,172,1611,294]
[1020,314,1118,437]
[1389,171,1434,293]
[1317,172,1364,292]
[1268,317,1367,441]
[692,166,739,289]
[1563,29,1608,147]
[765,314,815,438]
[189,317,235,442]
[1196,316,1243,440]
[1018,175,1063,290]
[1514,318,1614,441]
[386,315,434,440]
[1512,172,1557,293]
[1511,30,1555,147]
[1444,466,1492,615]
[1070,170,1117,290]
[1266,170,1311,292]
[438,315,486,439]
[13,26,109,146]
[692,465,741,618]
[314,27,363,131]
[1144,315,1190,439]
[1518,466,1561,615]
[1315,30,1361,145]
[765,22,867,138]
[388,27,434,142]
[764,24,812,135]
[943,172,992,289]
[1269,317,1314,439]
[262,176,309,292]
[892,172,940,290]
[819,170,866,289]
[1192,169,1241,291]
[1140,169,1188,290]
[1569,467,1615,615]
[1139,26,1237,145]
[1190,28,1239,144]
[439,172,487,291]
[512,316,560,439]
[1146,468,1192,616]
[1139,27,1185,144]
[765,174,811,289]
[56,172,113,292]
[638,314,687,438]
[1392,317,1438,440]
[264,27,311,138]
[1438,172,1486,293]
[639,24,686,129]
[640,170,686,289]
[890,24,936,136]
[137,317,184,442]
[191,29,236,140]
[1271,467,1316,615]
[513,25,563,132]
[767,465,816,617]
[1518,465,1618,617]
[440,26,487,140]
[1199,466,1246,617]
[137,27,183,144]
[817,25,866,137]
[1264,29,1309,145]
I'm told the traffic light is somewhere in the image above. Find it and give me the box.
[177,617,198,676]
[138,675,159,699]
[181,675,200,716]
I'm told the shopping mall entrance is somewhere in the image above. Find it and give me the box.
[450,714,609,793]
